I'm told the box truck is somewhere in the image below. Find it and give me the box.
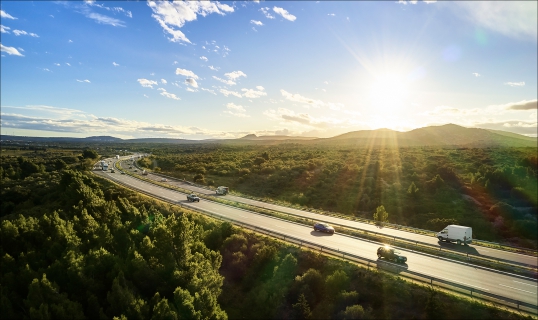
[436,225,472,245]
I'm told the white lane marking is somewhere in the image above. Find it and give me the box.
[499,284,536,294]
[513,281,538,287]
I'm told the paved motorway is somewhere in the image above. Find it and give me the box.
[95,159,538,308]
[119,158,537,268]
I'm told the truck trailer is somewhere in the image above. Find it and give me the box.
[436,225,472,245]
[216,186,229,195]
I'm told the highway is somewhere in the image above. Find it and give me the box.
[120,159,537,268]
[95,158,538,309]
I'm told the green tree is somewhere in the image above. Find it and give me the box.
[292,294,312,319]
[373,205,389,225]
[407,182,419,198]
[82,149,99,159]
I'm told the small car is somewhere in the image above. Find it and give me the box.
[187,194,200,202]
[120,171,125,175]
[313,222,335,234]
[377,246,407,264]
[161,178,167,182]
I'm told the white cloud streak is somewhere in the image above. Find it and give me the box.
[175,68,199,79]
[273,7,296,21]
[147,0,234,44]
[76,79,91,83]
[13,30,39,37]
[213,76,236,86]
[224,70,246,80]
[260,7,275,19]
[219,89,242,98]
[504,81,525,87]
[0,25,10,33]
[185,78,198,88]
[137,78,158,88]
[1,10,17,19]
[1,44,24,56]
[250,20,263,26]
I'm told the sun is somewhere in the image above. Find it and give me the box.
[369,74,409,113]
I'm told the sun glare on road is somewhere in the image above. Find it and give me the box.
[369,74,409,115]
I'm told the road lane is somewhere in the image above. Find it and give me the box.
[95,166,538,307]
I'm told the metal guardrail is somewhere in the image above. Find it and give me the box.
[133,163,537,257]
[95,168,537,315]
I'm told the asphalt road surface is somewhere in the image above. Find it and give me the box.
[95,160,538,308]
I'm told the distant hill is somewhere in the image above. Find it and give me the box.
[311,124,536,147]
[1,124,536,147]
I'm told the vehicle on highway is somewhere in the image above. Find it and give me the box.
[161,178,167,182]
[129,166,133,169]
[313,222,335,234]
[216,186,229,195]
[377,246,407,263]
[120,171,125,175]
[187,194,200,202]
[110,169,115,173]
[134,169,138,172]
[436,225,472,245]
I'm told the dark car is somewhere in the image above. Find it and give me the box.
[377,246,407,263]
[187,194,200,202]
[313,222,335,234]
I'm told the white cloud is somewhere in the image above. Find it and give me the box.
[66,62,71,66]
[185,78,198,88]
[160,90,181,100]
[186,87,197,92]
[208,65,220,71]
[225,103,249,118]
[113,62,120,66]
[175,67,199,79]
[0,10,16,19]
[0,25,10,33]
[157,88,166,91]
[451,2,537,41]
[69,39,73,43]
[219,89,242,98]
[1,44,24,56]
[226,102,246,112]
[42,68,51,72]
[324,81,329,84]
[280,89,324,108]
[147,0,234,44]
[424,0,437,3]
[54,63,60,66]
[225,70,247,80]
[200,56,208,61]
[260,7,275,19]
[85,12,125,27]
[137,78,158,88]
[504,81,525,87]
[13,30,39,37]
[144,94,149,98]
[504,99,537,111]
[173,60,178,64]
[161,79,167,84]
[213,76,236,86]
[328,13,335,16]
[76,79,91,83]
[256,86,265,91]
[263,108,339,128]
[201,88,216,95]
[472,73,481,77]
[241,88,267,98]
[273,6,296,21]
[251,20,263,26]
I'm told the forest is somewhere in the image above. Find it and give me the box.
[0,147,531,319]
[137,144,538,248]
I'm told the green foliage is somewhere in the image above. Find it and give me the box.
[82,149,99,159]
[373,205,389,225]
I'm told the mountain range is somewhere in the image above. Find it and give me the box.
[1,124,536,147]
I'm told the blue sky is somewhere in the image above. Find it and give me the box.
[1,1,537,139]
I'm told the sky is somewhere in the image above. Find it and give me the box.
[1,0,537,139]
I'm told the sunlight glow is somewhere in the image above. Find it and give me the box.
[369,74,409,114]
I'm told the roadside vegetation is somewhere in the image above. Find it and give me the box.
[0,148,531,319]
[137,144,537,248]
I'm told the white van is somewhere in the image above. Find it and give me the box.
[437,225,472,245]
